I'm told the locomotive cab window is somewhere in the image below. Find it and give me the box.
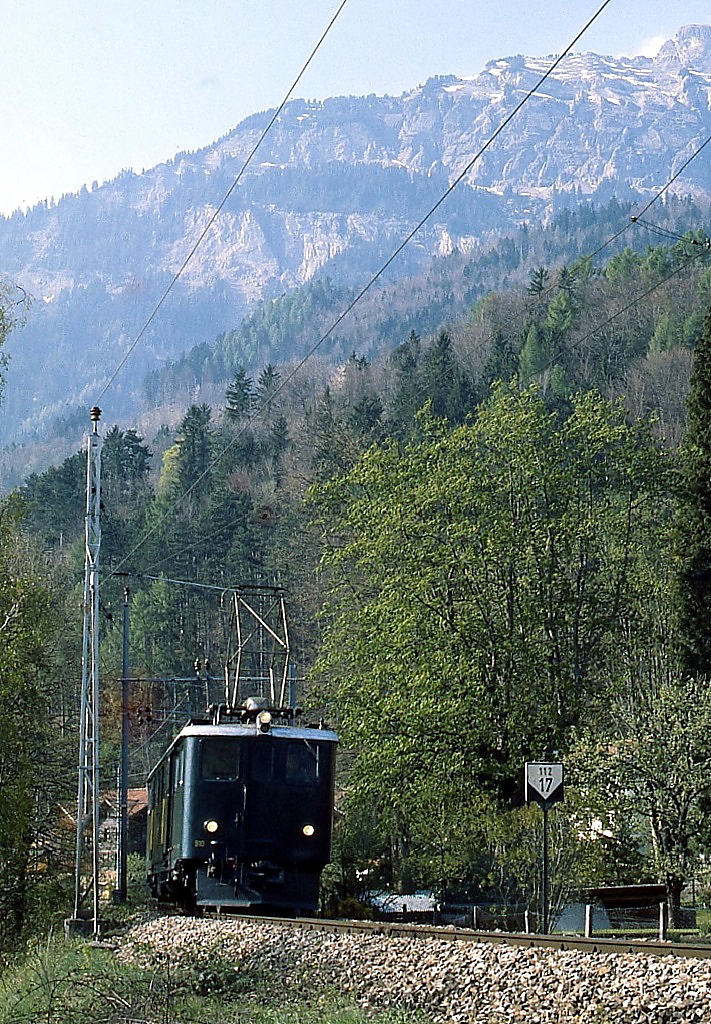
[201,738,241,781]
[285,740,320,786]
[169,746,184,790]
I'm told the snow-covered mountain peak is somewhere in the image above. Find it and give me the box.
[2,25,711,447]
[656,24,711,72]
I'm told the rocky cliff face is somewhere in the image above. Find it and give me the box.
[657,23,711,70]
[1,25,710,443]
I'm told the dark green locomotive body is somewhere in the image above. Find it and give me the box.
[147,719,338,913]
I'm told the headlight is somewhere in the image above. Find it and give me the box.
[257,711,272,733]
[204,819,220,834]
[302,824,315,837]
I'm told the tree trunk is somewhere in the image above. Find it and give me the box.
[665,875,684,928]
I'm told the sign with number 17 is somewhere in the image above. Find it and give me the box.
[525,762,564,808]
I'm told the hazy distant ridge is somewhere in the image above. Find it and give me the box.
[1,24,710,443]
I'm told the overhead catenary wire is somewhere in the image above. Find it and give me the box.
[110,0,616,578]
[524,128,711,350]
[133,231,711,580]
[631,219,696,244]
[93,0,351,407]
[116,113,711,582]
[391,245,711,431]
[127,516,242,575]
[140,130,711,578]
[113,570,284,595]
[632,132,711,224]
[566,243,711,359]
[530,128,711,303]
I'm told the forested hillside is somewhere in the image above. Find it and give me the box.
[118,194,711,415]
[3,22,711,452]
[3,225,711,944]
[4,192,707,493]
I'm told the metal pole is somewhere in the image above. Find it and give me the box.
[542,803,549,934]
[289,662,297,710]
[115,588,130,902]
[72,561,92,924]
[90,566,100,932]
[70,406,103,937]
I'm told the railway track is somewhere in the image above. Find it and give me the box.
[117,910,711,1022]
[201,911,711,959]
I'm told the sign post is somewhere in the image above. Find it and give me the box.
[525,762,564,934]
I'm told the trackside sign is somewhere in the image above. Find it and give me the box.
[525,762,564,809]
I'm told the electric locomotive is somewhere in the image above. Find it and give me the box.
[146,699,338,914]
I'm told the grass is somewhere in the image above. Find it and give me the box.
[0,933,432,1024]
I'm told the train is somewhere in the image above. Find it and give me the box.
[146,698,338,914]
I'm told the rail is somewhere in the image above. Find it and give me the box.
[205,912,711,959]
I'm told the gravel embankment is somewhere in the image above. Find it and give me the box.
[116,915,711,1023]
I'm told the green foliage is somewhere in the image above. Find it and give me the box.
[482,327,517,387]
[419,329,477,423]
[518,323,547,380]
[605,246,643,285]
[101,426,153,565]
[527,266,550,295]
[0,500,58,947]
[173,403,213,498]
[224,365,254,422]
[311,384,670,892]
[481,793,618,927]
[255,362,282,416]
[649,310,680,355]
[0,939,125,1023]
[20,454,85,548]
[102,427,151,505]
[8,228,711,930]
[574,672,711,918]
[676,307,711,676]
[0,935,428,1024]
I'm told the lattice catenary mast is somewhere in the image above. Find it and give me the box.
[69,406,103,935]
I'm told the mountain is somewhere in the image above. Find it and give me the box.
[1,24,711,446]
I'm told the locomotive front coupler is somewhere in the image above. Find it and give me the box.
[206,845,228,879]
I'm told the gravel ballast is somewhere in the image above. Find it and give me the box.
[117,915,711,1023]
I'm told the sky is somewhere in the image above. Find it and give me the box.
[2,0,710,217]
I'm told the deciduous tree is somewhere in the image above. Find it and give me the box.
[576,671,711,924]
[311,385,669,890]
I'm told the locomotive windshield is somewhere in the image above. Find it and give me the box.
[201,738,241,781]
[198,735,329,786]
[285,740,320,786]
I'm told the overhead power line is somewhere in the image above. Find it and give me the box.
[633,132,711,223]
[110,0,616,577]
[534,129,711,299]
[569,244,711,358]
[136,106,711,572]
[113,570,283,595]
[94,0,351,407]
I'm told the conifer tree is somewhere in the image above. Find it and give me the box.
[483,327,517,387]
[676,307,711,677]
[518,324,547,382]
[225,366,254,422]
[255,364,281,417]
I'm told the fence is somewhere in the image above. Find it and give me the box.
[373,898,701,942]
